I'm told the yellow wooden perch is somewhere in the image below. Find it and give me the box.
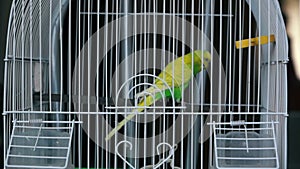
[235,34,275,49]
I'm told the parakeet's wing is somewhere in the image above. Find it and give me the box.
[155,57,195,97]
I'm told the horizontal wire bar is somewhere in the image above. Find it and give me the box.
[5,165,67,169]
[3,111,288,115]
[105,106,187,109]
[79,12,234,17]
[261,59,289,65]
[8,154,67,159]
[185,103,261,107]
[10,145,68,149]
[215,127,273,131]
[208,121,279,125]
[13,135,70,139]
[212,167,277,169]
[216,137,274,141]
[217,157,277,160]
[15,126,72,129]
[12,120,82,124]
[217,147,276,150]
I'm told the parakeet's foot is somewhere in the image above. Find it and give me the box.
[176,98,181,103]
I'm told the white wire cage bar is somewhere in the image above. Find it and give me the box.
[3,0,288,169]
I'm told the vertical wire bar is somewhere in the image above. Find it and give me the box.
[109,0,115,167]
[134,0,141,151]
[224,1,228,135]
[252,40,257,118]
[191,0,195,168]
[22,0,25,126]
[3,114,6,168]
[238,0,242,115]
[123,0,127,166]
[17,60,19,112]
[231,0,238,123]
[2,0,13,164]
[140,0,144,147]
[101,0,106,166]
[144,1,148,167]
[104,0,109,167]
[171,0,176,168]
[162,0,166,168]
[172,1,179,168]
[181,0,186,168]
[153,0,157,167]
[209,0,214,166]
[39,0,42,111]
[143,94,146,168]
[78,0,82,168]
[138,0,142,146]
[219,0,223,133]
[74,0,78,166]
[275,0,279,120]
[162,0,165,165]
[257,0,262,113]
[239,0,244,120]
[240,0,245,123]
[250,0,255,128]
[87,0,91,167]
[198,0,205,169]
[68,0,72,125]
[21,0,24,113]
[9,0,14,137]
[257,0,263,134]
[133,1,138,167]
[2,0,8,130]
[49,0,52,112]
[246,0,255,128]
[223,0,228,134]
[167,1,171,165]
[59,0,63,113]
[30,0,34,114]
[267,0,271,124]
[124,9,130,163]
[114,0,119,167]
[247,0,252,119]
[153,1,156,94]
[96,0,100,168]
[123,0,129,166]
[200,0,204,168]
[173,0,179,168]
[145,0,148,166]
[283,48,288,169]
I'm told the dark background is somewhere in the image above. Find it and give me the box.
[0,0,299,168]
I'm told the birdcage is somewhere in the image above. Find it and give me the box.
[3,0,288,169]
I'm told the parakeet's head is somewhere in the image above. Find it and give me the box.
[184,50,211,74]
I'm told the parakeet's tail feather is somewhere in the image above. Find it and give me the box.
[105,94,158,141]
[105,113,136,141]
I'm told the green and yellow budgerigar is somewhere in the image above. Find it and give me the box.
[105,50,211,141]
